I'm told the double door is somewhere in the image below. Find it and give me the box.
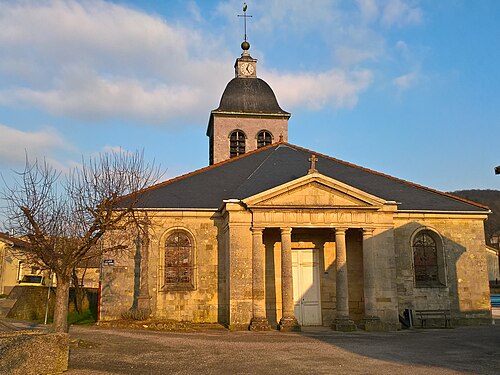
[292,249,322,326]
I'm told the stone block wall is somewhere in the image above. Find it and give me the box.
[152,216,220,323]
[224,203,253,329]
[394,214,491,325]
[100,211,221,323]
[370,227,399,327]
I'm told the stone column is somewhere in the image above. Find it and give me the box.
[279,227,300,332]
[362,228,384,331]
[333,227,356,331]
[137,219,152,316]
[249,227,270,330]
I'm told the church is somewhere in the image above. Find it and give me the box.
[100,38,492,331]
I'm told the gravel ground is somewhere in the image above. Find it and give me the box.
[66,323,500,375]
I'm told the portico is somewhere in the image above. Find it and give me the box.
[226,170,399,331]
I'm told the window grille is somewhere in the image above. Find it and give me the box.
[257,130,273,148]
[230,130,246,157]
[413,232,441,287]
[164,232,193,289]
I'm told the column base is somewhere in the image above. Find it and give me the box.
[361,316,385,332]
[332,317,357,332]
[136,296,152,313]
[249,317,271,331]
[278,316,301,332]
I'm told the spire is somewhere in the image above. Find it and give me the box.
[238,2,252,53]
[235,3,257,78]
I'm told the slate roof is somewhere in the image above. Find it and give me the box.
[213,78,290,115]
[133,142,488,212]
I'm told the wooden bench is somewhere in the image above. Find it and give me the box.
[415,309,451,328]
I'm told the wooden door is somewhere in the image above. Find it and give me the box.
[292,249,322,326]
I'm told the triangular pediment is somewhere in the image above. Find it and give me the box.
[243,173,387,209]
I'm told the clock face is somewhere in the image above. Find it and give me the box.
[240,62,254,76]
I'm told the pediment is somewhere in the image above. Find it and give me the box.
[243,173,387,209]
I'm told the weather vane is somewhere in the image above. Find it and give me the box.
[237,3,252,42]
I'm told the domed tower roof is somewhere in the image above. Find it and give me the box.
[207,21,290,165]
[213,77,289,115]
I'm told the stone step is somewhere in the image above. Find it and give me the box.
[0,299,16,317]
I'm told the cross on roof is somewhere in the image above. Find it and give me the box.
[237,3,252,41]
[308,154,318,174]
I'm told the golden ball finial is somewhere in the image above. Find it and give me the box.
[241,41,250,51]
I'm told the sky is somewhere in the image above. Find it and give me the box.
[0,0,499,196]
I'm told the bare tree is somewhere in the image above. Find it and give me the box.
[1,151,160,333]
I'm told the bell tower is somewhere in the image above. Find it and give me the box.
[206,6,290,165]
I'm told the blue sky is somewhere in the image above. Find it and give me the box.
[0,0,499,193]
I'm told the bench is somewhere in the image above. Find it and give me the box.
[415,309,451,328]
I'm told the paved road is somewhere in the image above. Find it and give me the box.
[66,324,500,375]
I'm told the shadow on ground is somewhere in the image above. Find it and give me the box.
[297,324,500,375]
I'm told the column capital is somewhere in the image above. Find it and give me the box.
[280,227,292,235]
[335,227,349,235]
[251,227,265,234]
[363,228,375,237]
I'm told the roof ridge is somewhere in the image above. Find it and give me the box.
[282,142,490,211]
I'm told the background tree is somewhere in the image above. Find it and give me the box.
[1,151,160,333]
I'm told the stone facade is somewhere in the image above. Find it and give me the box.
[100,211,221,323]
[394,214,491,325]
[100,173,492,330]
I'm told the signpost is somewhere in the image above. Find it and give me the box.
[103,259,115,266]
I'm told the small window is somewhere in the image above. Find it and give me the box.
[257,130,273,148]
[164,232,193,289]
[230,130,246,158]
[413,231,445,287]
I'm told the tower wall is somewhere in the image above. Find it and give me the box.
[211,114,288,164]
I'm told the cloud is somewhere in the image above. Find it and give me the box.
[381,0,422,27]
[0,68,210,123]
[266,69,373,110]
[393,71,419,90]
[0,0,424,125]
[357,0,380,23]
[0,124,70,165]
[0,0,231,123]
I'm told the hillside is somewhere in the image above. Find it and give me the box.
[449,189,500,246]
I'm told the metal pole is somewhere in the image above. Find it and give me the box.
[44,271,52,325]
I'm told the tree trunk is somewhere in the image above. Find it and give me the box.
[53,272,71,333]
[72,268,86,313]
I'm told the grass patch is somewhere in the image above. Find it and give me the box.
[68,309,97,325]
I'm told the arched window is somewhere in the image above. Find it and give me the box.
[229,130,246,158]
[413,231,445,287]
[257,130,273,148]
[164,231,193,289]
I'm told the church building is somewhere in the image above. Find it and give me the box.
[100,39,492,331]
